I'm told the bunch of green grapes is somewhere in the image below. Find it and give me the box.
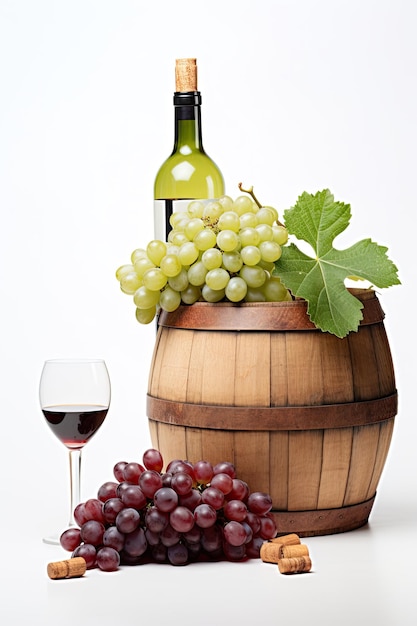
[116,194,292,324]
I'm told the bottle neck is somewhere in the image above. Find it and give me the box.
[173,91,204,152]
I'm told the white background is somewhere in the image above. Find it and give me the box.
[1,1,416,624]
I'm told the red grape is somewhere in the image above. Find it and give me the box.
[142,448,164,473]
[169,506,195,533]
[102,497,125,523]
[113,461,128,482]
[138,469,163,498]
[154,487,178,513]
[72,543,97,569]
[193,460,214,485]
[96,547,120,572]
[80,520,105,546]
[223,520,247,546]
[247,492,273,516]
[210,472,233,495]
[194,503,217,528]
[97,481,118,502]
[60,527,81,551]
[115,507,140,534]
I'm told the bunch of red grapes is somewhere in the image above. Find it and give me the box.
[60,448,277,571]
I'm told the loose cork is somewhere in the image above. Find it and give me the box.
[260,542,284,563]
[281,544,310,559]
[47,557,87,580]
[278,556,312,574]
[175,58,198,92]
[271,533,301,546]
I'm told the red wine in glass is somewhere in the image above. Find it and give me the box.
[42,404,108,448]
[39,359,111,544]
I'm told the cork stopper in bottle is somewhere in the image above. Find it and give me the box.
[47,557,87,580]
[175,58,198,92]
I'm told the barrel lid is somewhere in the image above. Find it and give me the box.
[157,289,385,332]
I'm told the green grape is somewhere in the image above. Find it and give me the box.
[256,206,278,225]
[232,195,256,215]
[244,287,266,302]
[203,201,224,224]
[239,212,258,229]
[217,195,235,211]
[205,268,230,290]
[239,265,267,288]
[225,276,247,302]
[188,261,208,286]
[255,223,274,242]
[166,244,180,256]
[240,245,262,266]
[217,211,240,233]
[222,251,243,273]
[187,201,205,219]
[168,268,189,291]
[272,224,289,245]
[181,284,201,304]
[259,240,282,263]
[194,229,217,251]
[202,248,223,270]
[178,241,199,266]
[120,271,142,294]
[201,284,226,302]
[147,240,167,265]
[169,231,189,247]
[170,211,189,229]
[160,286,181,312]
[263,276,289,302]
[116,263,135,281]
[130,248,148,264]
[143,267,168,291]
[133,285,161,309]
[239,227,260,247]
[258,259,275,272]
[184,218,205,240]
[160,254,182,277]
[135,306,157,324]
[134,257,155,278]
[216,230,239,252]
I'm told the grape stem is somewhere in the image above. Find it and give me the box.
[238,182,262,208]
[238,182,285,227]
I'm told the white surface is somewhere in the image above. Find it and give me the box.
[1,1,416,624]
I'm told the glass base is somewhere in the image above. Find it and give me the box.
[42,533,61,545]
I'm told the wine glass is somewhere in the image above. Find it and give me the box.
[39,358,111,544]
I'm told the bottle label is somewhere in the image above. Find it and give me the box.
[154,199,213,242]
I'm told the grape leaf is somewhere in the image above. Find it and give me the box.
[273,189,401,338]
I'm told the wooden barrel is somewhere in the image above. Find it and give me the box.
[146,289,397,536]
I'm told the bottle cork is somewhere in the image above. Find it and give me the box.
[281,544,310,559]
[260,542,284,563]
[47,557,87,580]
[278,556,312,574]
[271,533,301,546]
[175,58,198,92]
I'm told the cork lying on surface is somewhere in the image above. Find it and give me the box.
[261,533,313,575]
[278,556,312,574]
[47,557,87,580]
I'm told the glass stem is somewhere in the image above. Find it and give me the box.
[68,448,82,527]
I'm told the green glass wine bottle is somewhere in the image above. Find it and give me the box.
[154,58,225,241]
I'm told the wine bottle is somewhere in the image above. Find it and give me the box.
[154,58,225,241]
